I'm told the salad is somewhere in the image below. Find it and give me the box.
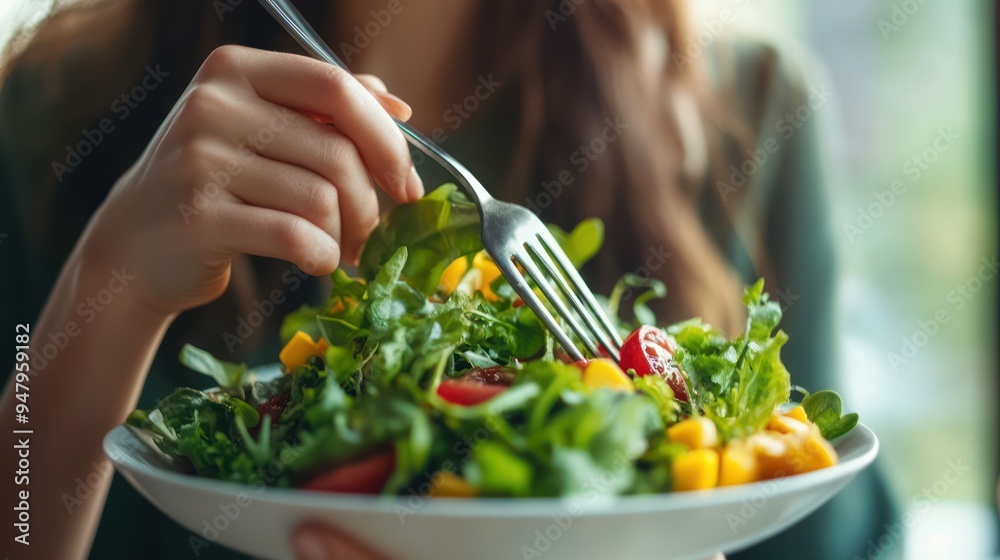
[127,184,858,498]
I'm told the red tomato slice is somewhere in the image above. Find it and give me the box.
[301,451,396,494]
[460,365,515,385]
[619,325,689,402]
[437,380,506,406]
[437,366,513,406]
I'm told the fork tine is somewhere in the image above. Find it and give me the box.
[493,254,586,362]
[526,240,622,363]
[536,231,624,351]
[516,246,603,359]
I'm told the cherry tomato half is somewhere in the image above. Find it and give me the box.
[437,366,513,406]
[619,325,689,402]
[301,451,396,494]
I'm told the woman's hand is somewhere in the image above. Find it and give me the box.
[291,522,387,560]
[289,521,727,560]
[82,45,422,316]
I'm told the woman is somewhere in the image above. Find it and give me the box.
[0,1,895,559]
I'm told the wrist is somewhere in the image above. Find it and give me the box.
[72,234,178,326]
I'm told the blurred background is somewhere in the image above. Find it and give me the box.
[1,0,996,559]
[688,0,998,559]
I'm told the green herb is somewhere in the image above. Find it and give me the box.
[546,218,604,268]
[359,184,482,295]
[607,273,667,327]
[801,390,859,440]
[670,280,791,441]
[178,344,248,398]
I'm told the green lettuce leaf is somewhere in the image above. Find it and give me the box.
[671,280,791,440]
[359,184,482,293]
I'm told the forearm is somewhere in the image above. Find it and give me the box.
[1,246,173,559]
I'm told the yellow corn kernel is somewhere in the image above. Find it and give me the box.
[786,428,839,473]
[672,449,719,491]
[279,331,323,373]
[328,297,356,315]
[582,359,634,392]
[473,251,502,301]
[718,444,760,487]
[428,471,477,498]
[750,426,839,478]
[667,417,719,450]
[784,405,809,424]
[747,432,791,479]
[767,414,810,436]
[439,258,469,296]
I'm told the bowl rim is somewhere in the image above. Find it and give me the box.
[103,419,878,518]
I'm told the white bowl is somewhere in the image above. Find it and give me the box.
[104,414,877,560]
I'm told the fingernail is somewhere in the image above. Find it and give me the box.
[377,91,412,121]
[291,531,328,560]
[406,165,424,201]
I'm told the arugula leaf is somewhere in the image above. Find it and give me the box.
[360,187,605,297]
[546,218,604,268]
[366,247,433,331]
[217,394,260,428]
[279,305,321,345]
[318,316,367,347]
[178,345,247,397]
[607,273,667,326]
[801,390,859,440]
[359,184,482,292]
[634,375,679,425]
[126,388,252,479]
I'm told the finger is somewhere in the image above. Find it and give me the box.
[177,89,380,264]
[225,104,380,263]
[296,75,411,124]
[224,156,341,245]
[290,522,386,560]
[200,46,422,202]
[355,74,412,122]
[212,202,340,276]
[355,74,387,93]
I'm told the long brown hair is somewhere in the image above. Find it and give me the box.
[2,0,755,336]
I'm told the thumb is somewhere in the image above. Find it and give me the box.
[290,521,387,560]
[355,74,412,122]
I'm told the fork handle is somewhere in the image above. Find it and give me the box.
[257,0,495,208]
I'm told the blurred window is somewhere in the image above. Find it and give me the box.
[692,1,997,558]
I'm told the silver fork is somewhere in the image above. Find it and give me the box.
[258,0,623,363]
